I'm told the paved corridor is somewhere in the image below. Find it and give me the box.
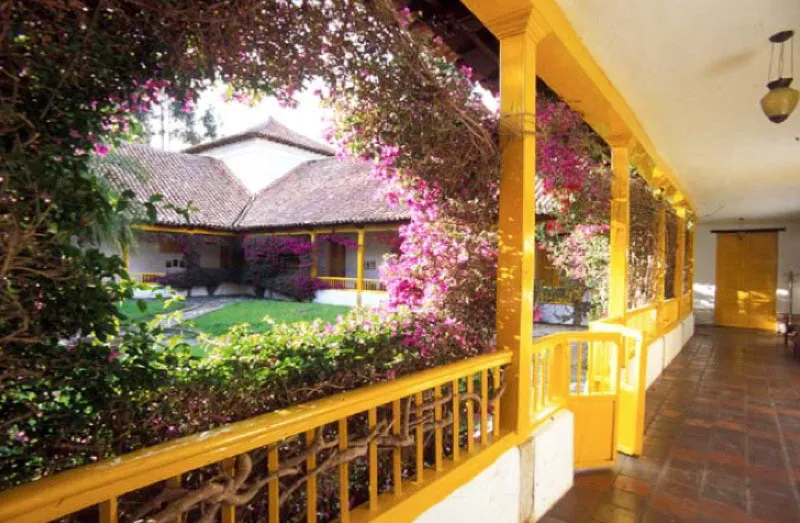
[543,326,800,522]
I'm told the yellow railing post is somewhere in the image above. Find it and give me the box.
[310,231,317,278]
[674,209,686,317]
[608,142,631,318]
[356,230,365,307]
[477,7,550,436]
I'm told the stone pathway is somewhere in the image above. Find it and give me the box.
[158,297,244,329]
[543,326,800,522]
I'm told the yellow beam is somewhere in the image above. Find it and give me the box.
[608,143,630,317]
[133,224,235,236]
[464,0,695,211]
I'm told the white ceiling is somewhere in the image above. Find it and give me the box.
[554,0,800,222]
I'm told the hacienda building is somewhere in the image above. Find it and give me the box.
[102,119,408,307]
[104,118,575,313]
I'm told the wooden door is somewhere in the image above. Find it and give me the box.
[715,232,778,330]
[328,243,346,277]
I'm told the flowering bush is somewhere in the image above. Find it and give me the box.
[243,235,319,300]
[534,99,612,318]
[3,0,615,492]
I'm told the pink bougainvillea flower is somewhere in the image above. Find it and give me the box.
[93,142,110,157]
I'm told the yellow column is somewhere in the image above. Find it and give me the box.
[674,209,686,314]
[608,143,631,318]
[310,231,317,278]
[491,13,549,435]
[356,230,365,306]
[687,222,695,312]
[655,203,667,304]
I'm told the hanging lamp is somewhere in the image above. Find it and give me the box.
[761,30,799,123]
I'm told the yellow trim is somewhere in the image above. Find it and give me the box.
[133,224,236,236]
[267,224,401,236]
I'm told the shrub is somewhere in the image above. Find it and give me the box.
[0,307,475,489]
[155,268,238,297]
[243,235,318,301]
[272,273,327,302]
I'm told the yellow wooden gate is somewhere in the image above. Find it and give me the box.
[536,333,623,469]
[715,231,778,331]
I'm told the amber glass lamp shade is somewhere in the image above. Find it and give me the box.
[761,78,800,123]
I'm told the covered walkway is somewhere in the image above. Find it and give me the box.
[544,326,800,522]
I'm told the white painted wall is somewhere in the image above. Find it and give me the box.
[530,409,575,520]
[414,446,522,523]
[313,289,388,307]
[693,219,800,325]
[414,409,574,523]
[198,138,326,193]
[664,326,683,366]
[127,236,222,274]
[645,338,665,388]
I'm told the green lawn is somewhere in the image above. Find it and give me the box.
[117,298,186,323]
[190,300,352,336]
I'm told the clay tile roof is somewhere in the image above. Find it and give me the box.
[101,144,251,229]
[236,158,411,229]
[182,117,335,156]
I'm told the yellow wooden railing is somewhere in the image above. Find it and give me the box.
[130,271,166,283]
[0,353,512,523]
[317,277,386,292]
[0,305,695,521]
[317,276,358,290]
[680,291,693,318]
[363,279,386,292]
[658,298,680,333]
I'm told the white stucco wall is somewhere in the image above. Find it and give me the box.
[197,138,326,193]
[645,338,665,388]
[313,289,388,307]
[664,326,683,366]
[414,409,574,523]
[127,236,222,274]
[530,409,575,520]
[693,219,800,325]
[414,446,522,523]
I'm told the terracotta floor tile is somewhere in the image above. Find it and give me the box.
[543,327,800,523]
[649,492,698,520]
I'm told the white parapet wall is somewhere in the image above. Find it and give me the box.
[414,409,574,523]
[645,313,695,390]
[646,337,665,389]
[313,290,388,307]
